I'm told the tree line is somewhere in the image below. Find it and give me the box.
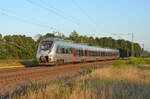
[0,31,142,59]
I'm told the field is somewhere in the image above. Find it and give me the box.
[6,58,150,99]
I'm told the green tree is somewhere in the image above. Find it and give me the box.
[69,30,79,42]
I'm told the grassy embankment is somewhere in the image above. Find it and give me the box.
[6,58,150,99]
[0,60,39,69]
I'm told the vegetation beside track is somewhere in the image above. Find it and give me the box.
[0,60,39,68]
[113,58,150,68]
[6,58,150,99]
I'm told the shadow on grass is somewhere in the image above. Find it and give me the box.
[21,60,54,67]
[136,65,150,70]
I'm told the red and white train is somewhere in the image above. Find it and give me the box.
[36,38,119,64]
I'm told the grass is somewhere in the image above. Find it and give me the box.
[86,67,93,74]
[112,60,125,68]
[112,58,150,68]
[0,60,39,68]
[6,60,150,99]
[126,58,150,65]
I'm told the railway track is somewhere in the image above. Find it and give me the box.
[0,61,114,84]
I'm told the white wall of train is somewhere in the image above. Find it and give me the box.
[36,38,120,64]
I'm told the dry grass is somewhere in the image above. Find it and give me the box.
[0,60,38,68]
[8,64,150,99]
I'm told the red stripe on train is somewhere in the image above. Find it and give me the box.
[99,51,101,60]
[112,51,114,59]
[72,47,76,62]
[86,48,89,61]
[104,51,107,60]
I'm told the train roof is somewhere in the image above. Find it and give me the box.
[41,38,119,52]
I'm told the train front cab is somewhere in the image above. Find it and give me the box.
[37,39,55,63]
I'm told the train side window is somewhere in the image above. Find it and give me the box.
[66,48,69,54]
[90,51,92,56]
[82,49,83,56]
[56,46,59,53]
[96,51,97,56]
[62,47,65,54]
[59,48,61,53]
[76,49,78,56]
[91,51,93,56]
[80,49,82,56]
[76,49,79,56]
[56,46,61,53]
[78,49,80,56]
[81,49,84,56]
[102,52,104,56]
[85,50,87,56]
[93,51,95,56]
[89,51,91,56]
[92,51,94,56]
[69,48,72,54]
[79,49,81,56]
[96,51,98,56]
[93,51,94,56]
[98,51,100,56]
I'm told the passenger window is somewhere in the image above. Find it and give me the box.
[56,46,59,53]
[57,46,61,53]
[62,48,65,53]
[69,48,72,54]
[66,48,69,54]
[81,50,84,56]
[76,49,79,56]
[79,49,81,56]
[85,50,87,56]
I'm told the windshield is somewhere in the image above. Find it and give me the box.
[40,40,53,51]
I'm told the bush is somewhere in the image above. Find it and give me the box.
[126,58,149,65]
[112,61,125,68]
[87,67,93,74]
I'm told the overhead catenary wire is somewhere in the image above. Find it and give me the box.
[0,8,54,29]
[71,0,98,34]
[25,0,79,26]
[71,0,128,39]
[39,0,81,24]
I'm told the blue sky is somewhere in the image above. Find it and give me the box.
[0,0,150,50]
